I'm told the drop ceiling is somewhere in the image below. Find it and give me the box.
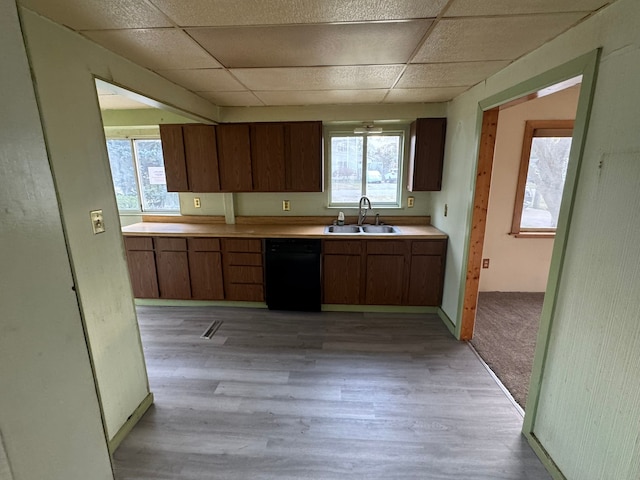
[20,0,614,108]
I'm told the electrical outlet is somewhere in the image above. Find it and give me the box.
[482,258,490,269]
[90,209,105,234]
[444,204,448,217]
[282,200,291,211]
[407,196,415,208]
[194,197,201,208]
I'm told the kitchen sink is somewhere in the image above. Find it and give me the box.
[324,225,401,234]
[361,225,401,234]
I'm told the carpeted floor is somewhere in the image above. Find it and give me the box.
[470,292,545,409]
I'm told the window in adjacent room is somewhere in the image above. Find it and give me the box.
[106,138,179,213]
[327,126,405,207]
[511,120,574,236]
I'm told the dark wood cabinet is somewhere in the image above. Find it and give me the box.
[364,241,408,306]
[217,124,253,192]
[407,240,447,306]
[222,238,264,302]
[188,238,224,300]
[322,240,363,304]
[286,121,323,192]
[123,237,159,299]
[408,118,447,191]
[159,124,219,192]
[155,237,191,299]
[251,123,286,191]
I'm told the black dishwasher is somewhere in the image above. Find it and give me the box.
[265,238,322,311]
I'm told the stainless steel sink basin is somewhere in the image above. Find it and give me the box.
[361,225,401,234]
[324,225,401,234]
[325,225,362,233]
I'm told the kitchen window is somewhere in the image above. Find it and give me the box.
[326,126,405,207]
[511,120,574,236]
[106,138,179,213]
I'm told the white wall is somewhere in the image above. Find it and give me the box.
[0,0,112,477]
[479,86,579,292]
[434,0,640,476]
[19,7,219,440]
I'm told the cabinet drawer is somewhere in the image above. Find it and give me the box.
[155,237,187,252]
[412,240,446,255]
[226,265,263,284]
[223,238,262,253]
[124,236,153,251]
[323,240,362,255]
[225,252,263,266]
[366,240,408,255]
[188,237,221,252]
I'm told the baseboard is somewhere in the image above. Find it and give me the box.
[322,305,437,314]
[108,392,154,454]
[135,299,268,308]
[524,431,566,480]
[437,307,457,338]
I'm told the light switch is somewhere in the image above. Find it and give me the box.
[90,210,105,234]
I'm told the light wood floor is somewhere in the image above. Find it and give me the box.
[113,306,551,480]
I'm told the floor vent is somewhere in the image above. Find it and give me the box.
[201,320,223,339]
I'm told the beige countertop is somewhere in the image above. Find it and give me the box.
[121,222,448,240]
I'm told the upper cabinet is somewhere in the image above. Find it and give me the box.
[160,121,322,193]
[160,124,220,192]
[407,118,447,192]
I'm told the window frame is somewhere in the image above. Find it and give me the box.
[324,124,408,209]
[511,119,574,237]
[105,134,180,215]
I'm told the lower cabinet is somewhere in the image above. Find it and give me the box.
[188,238,224,300]
[222,238,264,302]
[124,237,159,299]
[322,241,362,304]
[155,237,191,299]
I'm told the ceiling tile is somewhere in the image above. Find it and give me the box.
[385,87,468,103]
[413,14,586,63]
[197,91,264,107]
[446,0,609,16]
[189,21,431,68]
[20,0,172,30]
[157,69,245,91]
[397,62,510,88]
[151,0,447,27]
[98,94,151,110]
[232,65,404,91]
[255,90,387,106]
[83,29,221,70]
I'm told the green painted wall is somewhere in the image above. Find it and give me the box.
[434,0,640,476]
[0,0,112,477]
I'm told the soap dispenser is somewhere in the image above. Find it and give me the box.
[337,211,345,226]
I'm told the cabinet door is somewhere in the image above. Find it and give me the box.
[217,124,253,191]
[365,255,405,305]
[251,123,286,191]
[323,254,361,304]
[407,255,443,306]
[155,238,191,299]
[408,118,447,192]
[183,124,220,192]
[286,121,322,192]
[159,124,189,192]
[189,251,224,300]
[125,250,159,298]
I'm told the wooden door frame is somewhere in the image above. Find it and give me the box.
[455,50,601,477]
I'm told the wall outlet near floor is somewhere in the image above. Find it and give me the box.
[282,200,291,211]
[90,209,105,234]
[407,196,415,208]
[482,258,490,269]
[194,197,201,208]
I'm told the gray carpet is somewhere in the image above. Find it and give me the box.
[470,292,545,409]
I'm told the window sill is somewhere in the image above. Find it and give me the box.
[510,231,556,239]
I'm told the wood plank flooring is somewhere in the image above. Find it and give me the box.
[113,306,551,480]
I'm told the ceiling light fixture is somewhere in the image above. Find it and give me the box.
[354,123,383,135]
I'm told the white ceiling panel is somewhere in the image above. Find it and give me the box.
[150,0,447,27]
[189,21,432,68]
[20,0,172,30]
[158,69,245,92]
[255,90,388,106]
[446,0,609,16]
[232,65,405,91]
[397,62,510,88]
[413,14,586,63]
[197,91,263,107]
[385,87,469,103]
[83,29,222,70]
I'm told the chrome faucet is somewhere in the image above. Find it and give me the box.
[357,196,371,225]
